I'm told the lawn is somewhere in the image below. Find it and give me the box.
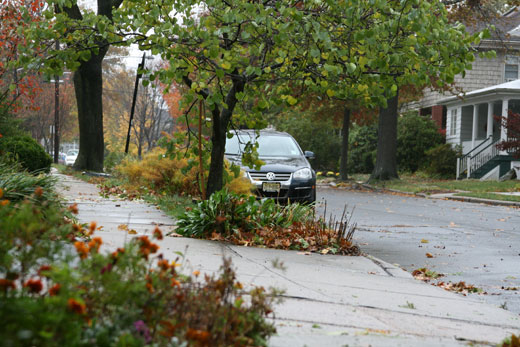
[332,173,520,203]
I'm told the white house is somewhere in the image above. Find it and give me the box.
[439,80,519,180]
[407,7,520,132]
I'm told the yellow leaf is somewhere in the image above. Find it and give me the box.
[326,89,335,97]
[221,62,231,70]
[128,229,137,235]
[286,96,297,106]
[421,239,429,243]
[426,253,434,258]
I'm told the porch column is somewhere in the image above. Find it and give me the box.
[472,104,478,149]
[500,99,509,154]
[486,102,493,139]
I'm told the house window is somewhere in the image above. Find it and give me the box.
[450,109,457,136]
[505,64,518,82]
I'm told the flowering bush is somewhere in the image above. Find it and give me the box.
[0,176,276,345]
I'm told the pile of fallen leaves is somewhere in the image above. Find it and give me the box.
[412,268,484,296]
[435,281,483,295]
[177,191,360,256]
[210,221,360,256]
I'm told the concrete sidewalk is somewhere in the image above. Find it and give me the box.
[56,172,520,346]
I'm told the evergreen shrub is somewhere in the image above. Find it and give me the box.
[0,135,52,173]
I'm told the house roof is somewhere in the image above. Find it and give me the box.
[439,79,520,105]
[469,6,520,44]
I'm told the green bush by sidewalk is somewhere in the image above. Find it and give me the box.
[397,112,444,173]
[422,144,458,178]
[0,135,52,173]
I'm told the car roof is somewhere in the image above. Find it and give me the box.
[230,129,291,137]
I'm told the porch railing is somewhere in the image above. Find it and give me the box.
[456,136,501,179]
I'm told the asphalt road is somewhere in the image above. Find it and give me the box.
[317,186,520,315]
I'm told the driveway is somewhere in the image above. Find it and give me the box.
[317,186,520,314]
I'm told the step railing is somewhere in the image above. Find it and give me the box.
[457,136,492,179]
[457,137,501,179]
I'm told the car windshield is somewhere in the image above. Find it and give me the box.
[67,151,78,156]
[225,133,301,157]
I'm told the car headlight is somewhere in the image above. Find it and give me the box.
[293,168,312,180]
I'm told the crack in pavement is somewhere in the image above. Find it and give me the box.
[272,317,498,346]
[221,244,333,300]
[274,295,520,331]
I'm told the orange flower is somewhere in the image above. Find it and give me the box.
[153,226,163,240]
[88,222,97,235]
[24,278,43,293]
[88,237,102,253]
[74,241,89,259]
[67,298,86,315]
[137,236,159,259]
[0,279,15,291]
[192,270,200,277]
[158,259,169,271]
[0,188,3,199]
[186,328,210,343]
[0,200,9,206]
[34,187,43,197]
[171,278,180,287]
[68,203,79,214]
[49,283,61,296]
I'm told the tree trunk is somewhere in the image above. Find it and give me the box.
[369,90,399,181]
[206,116,227,196]
[73,51,106,172]
[339,107,351,181]
[205,79,245,197]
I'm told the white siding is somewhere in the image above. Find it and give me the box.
[411,52,507,109]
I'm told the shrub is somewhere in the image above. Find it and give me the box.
[422,144,457,178]
[176,191,314,238]
[0,182,276,346]
[397,112,444,173]
[0,162,56,202]
[0,135,52,173]
[114,148,252,198]
[348,124,378,174]
[103,151,126,173]
[177,191,360,255]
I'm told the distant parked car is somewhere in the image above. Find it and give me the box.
[65,150,78,166]
[224,130,316,203]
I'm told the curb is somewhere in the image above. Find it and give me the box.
[319,181,520,208]
[443,195,520,208]
[364,254,413,279]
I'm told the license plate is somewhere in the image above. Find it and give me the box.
[262,182,280,193]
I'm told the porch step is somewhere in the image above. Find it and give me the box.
[469,155,514,179]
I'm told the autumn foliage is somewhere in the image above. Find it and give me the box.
[496,111,520,158]
[0,163,276,346]
[0,0,44,115]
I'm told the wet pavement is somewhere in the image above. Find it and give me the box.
[318,186,520,315]
[54,172,520,345]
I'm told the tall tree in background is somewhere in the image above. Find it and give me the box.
[0,0,43,134]
[103,62,171,156]
[21,78,77,151]
[26,0,127,171]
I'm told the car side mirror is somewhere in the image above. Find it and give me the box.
[304,151,315,160]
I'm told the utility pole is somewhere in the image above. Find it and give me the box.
[53,40,60,164]
[125,53,146,154]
